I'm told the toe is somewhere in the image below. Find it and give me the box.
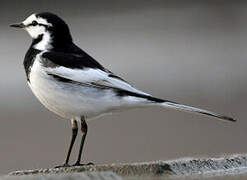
[72,162,94,166]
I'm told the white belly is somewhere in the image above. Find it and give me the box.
[28,61,119,120]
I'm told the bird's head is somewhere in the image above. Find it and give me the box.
[10,12,73,50]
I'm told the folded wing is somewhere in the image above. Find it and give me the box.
[41,51,150,96]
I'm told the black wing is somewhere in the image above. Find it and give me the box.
[42,51,106,71]
[42,48,126,82]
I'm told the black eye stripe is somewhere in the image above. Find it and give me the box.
[39,23,49,28]
[28,22,50,28]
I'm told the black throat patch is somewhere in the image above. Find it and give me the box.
[23,47,41,82]
[23,34,44,82]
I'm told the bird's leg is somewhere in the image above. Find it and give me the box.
[55,119,78,168]
[73,117,93,166]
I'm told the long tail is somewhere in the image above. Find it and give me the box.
[115,88,236,122]
[160,100,236,122]
[132,93,236,122]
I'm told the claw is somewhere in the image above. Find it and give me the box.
[72,162,94,166]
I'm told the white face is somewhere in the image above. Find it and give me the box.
[21,14,53,50]
[22,14,52,39]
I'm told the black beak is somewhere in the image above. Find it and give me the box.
[10,22,25,28]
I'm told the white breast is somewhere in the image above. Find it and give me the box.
[29,57,72,119]
[28,56,126,120]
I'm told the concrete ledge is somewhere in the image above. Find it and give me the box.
[2,172,121,180]
[8,154,247,179]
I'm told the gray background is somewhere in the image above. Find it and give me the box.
[0,0,246,174]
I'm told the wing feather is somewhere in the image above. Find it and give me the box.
[41,52,149,96]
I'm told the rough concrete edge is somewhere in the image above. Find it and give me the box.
[9,154,247,178]
[2,172,122,180]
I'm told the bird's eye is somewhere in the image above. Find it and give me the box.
[31,21,38,26]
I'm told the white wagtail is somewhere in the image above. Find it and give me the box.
[10,12,236,167]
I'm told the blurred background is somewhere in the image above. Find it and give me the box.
[0,0,246,174]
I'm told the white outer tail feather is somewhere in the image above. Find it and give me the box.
[161,101,236,122]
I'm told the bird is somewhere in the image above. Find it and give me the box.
[10,12,236,168]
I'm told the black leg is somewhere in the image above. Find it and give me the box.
[73,117,93,166]
[55,119,78,168]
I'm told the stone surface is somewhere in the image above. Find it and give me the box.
[8,154,247,179]
[2,172,121,180]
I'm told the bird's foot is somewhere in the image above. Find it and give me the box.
[72,161,94,166]
[55,163,71,168]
